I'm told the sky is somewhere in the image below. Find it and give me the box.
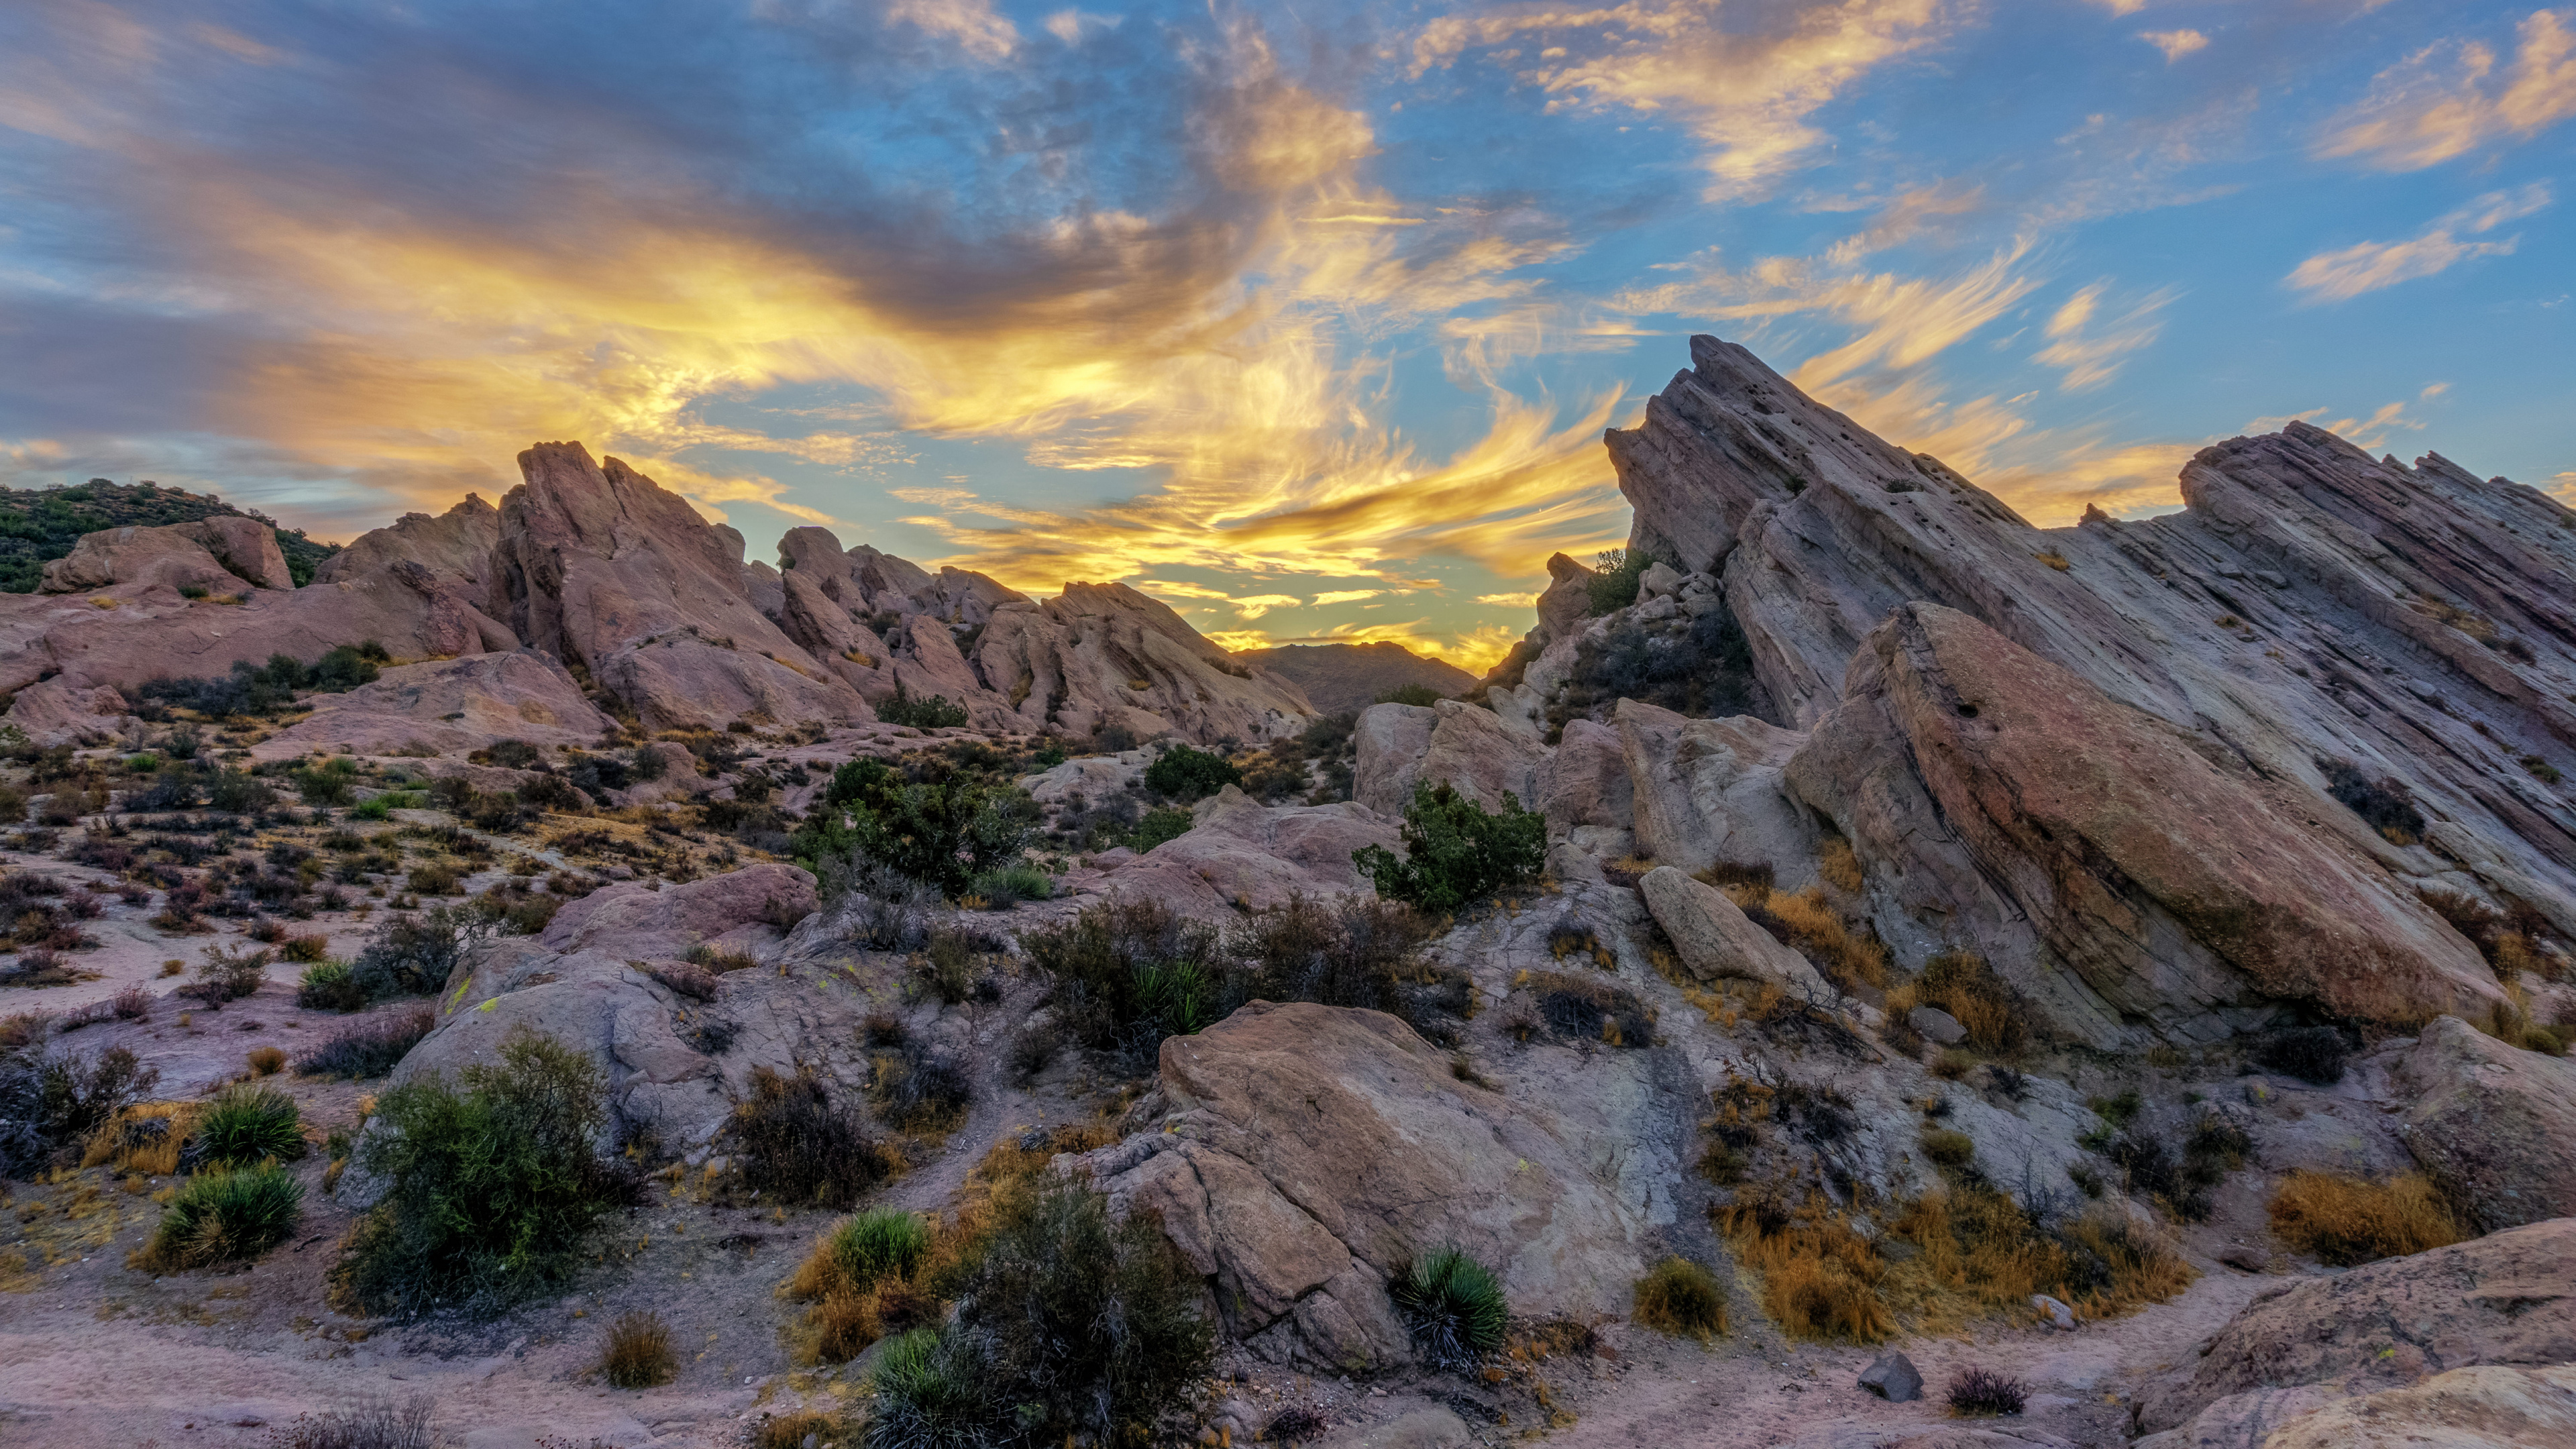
[2,2,2571,670]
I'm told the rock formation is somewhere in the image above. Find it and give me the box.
[2396,1014,2576,1231]
[313,494,500,594]
[248,652,614,760]
[1233,642,1477,715]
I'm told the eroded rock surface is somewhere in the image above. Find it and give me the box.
[250,652,612,759]
[2397,1015,2576,1231]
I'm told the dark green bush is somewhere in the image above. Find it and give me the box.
[0,1042,156,1177]
[728,1067,896,1209]
[1389,1247,1506,1371]
[297,959,367,1012]
[1352,782,1547,912]
[1142,743,1240,803]
[2256,1026,2349,1085]
[1585,547,1650,614]
[296,757,360,806]
[331,1026,633,1318]
[1126,806,1193,853]
[877,689,970,730]
[194,1084,305,1168]
[348,905,488,1001]
[865,1328,1004,1448]
[831,1209,932,1290]
[136,1163,303,1270]
[1374,683,1445,707]
[791,758,1034,898]
[964,862,1052,907]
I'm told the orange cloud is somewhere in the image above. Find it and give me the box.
[2318,8,2576,170]
[2285,185,2550,301]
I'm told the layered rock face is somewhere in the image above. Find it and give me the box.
[313,494,500,593]
[249,652,613,759]
[2395,1015,2576,1231]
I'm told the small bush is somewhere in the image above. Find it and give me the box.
[0,1043,158,1177]
[1126,805,1193,853]
[111,985,152,1020]
[2321,758,2425,842]
[599,1309,677,1389]
[406,861,464,896]
[871,1045,972,1135]
[280,932,331,963]
[184,945,269,1006]
[963,861,1052,908]
[195,1083,305,1167]
[1352,781,1548,912]
[247,1045,287,1076]
[1585,547,1650,614]
[349,906,488,1001]
[2267,1171,2464,1265]
[1632,1256,1727,1341]
[728,1067,896,1209]
[297,960,368,1012]
[2255,1025,2349,1085]
[865,1327,1001,1448]
[755,1411,847,1449]
[830,1209,933,1290]
[258,1396,435,1449]
[876,690,970,730]
[1947,1366,2027,1417]
[1142,743,1240,803]
[1389,1248,1507,1371]
[296,1005,435,1079]
[1913,951,2025,1055]
[133,1163,303,1271]
[1921,1128,1975,1168]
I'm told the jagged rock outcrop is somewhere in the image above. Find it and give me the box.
[248,652,614,759]
[1081,1002,1656,1372]
[317,495,502,593]
[487,443,865,732]
[1617,699,1815,883]
[2396,1015,2576,1231]
[1352,699,1546,816]
[1609,334,2576,916]
[1786,602,2504,1046]
[2138,1218,2576,1437]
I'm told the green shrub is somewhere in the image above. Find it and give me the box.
[348,905,488,1000]
[195,1084,305,1168]
[1352,782,1548,912]
[295,757,361,806]
[297,960,367,1012]
[727,1067,897,1210]
[964,862,1052,908]
[865,1328,1002,1449]
[1921,1128,1975,1168]
[1633,1256,1727,1340]
[877,689,970,730]
[830,1209,932,1290]
[790,758,1034,898]
[1389,1247,1507,1371]
[1586,547,1651,614]
[1374,682,1445,707]
[1126,806,1193,853]
[599,1309,677,1389]
[1142,743,1240,803]
[1022,899,1228,1067]
[331,1026,631,1318]
[134,1163,303,1271]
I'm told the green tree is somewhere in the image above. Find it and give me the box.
[793,757,1035,898]
[1352,781,1547,911]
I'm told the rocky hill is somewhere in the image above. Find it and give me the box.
[0,478,340,592]
[1233,641,1478,714]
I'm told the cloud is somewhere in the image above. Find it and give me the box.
[2551,472,2576,503]
[1474,590,1538,606]
[1309,588,1387,606]
[888,0,1019,60]
[2140,30,2208,62]
[2318,8,2576,170]
[1410,1,1958,199]
[2032,280,2175,391]
[1267,619,1521,672]
[2285,184,2551,301]
[1229,594,1303,618]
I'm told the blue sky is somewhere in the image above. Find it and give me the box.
[2,0,2570,666]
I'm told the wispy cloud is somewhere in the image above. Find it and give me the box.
[2286,184,2551,301]
[2140,30,2208,63]
[2318,8,2576,170]
[2033,280,2175,391]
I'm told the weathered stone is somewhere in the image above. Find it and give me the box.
[2260,1364,2576,1449]
[1538,717,1631,834]
[2031,1291,2075,1330]
[1858,1349,1923,1401]
[38,526,242,596]
[315,494,501,593]
[1352,698,1545,818]
[1909,1005,1966,1046]
[248,652,612,760]
[1096,786,1400,918]
[2397,1014,2576,1232]
[1616,698,1814,881]
[5,678,129,747]
[1637,866,1835,1001]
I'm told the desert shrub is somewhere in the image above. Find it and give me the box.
[406,860,464,895]
[1743,885,1889,992]
[133,1162,303,1271]
[2266,1171,2463,1265]
[331,1026,631,1318]
[1352,781,1546,912]
[830,1209,933,1289]
[297,960,367,1012]
[598,1310,677,1389]
[0,1042,158,1177]
[1142,743,1240,803]
[1888,1187,2193,1330]
[1546,598,1759,737]
[1585,547,1650,614]
[727,1067,896,1210]
[1509,969,1654,1047]
[963,861,1052,908]
[247,1045,287,1076]
[686,941,762,975]
[2320,758,2425,842]
[820,858,941,952]
[259,1395,436,1449]
[1023,898,1230,1067]
[871,1043,972,1134]
[296,758,361,807]
[111,984,152,1020]
[755,1411,848,1449]
[1921,1128,1975,1168]
[1632,1256,1727,1341]
[1947,1366,2027,1417]
[195,1083,305,1168]
[1126,806,1193,852]
[1391,1248,1508,1371]
[136,644,386,720]
[349,906,488,1001]
[1913,951,2025,1055]
[1233,892,1447,1020]
[2100,1116,2240,1224]
[1719,1185,1893,1342]
[791,758,1034,898]
[2254,1024,2349,1085]
[278,930,331,963]
[297,1006,435,1079]
[876,689,970,730]
[865,1327,1002,1448]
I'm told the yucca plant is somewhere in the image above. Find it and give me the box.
[1389,1246,1507,1371]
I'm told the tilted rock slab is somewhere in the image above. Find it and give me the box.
[1352,698,1546,816]
[1638,866,1835,1002]
[315,494,500,594]
[2397,1015,2576,1232]
[1096,785,1400,917]
[1081,1001,1654,1372]
[248,651,612,760]
[1786,602,2502,1046]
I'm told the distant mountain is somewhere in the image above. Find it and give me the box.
[0,478,340,592]
[1234,641,1477,715]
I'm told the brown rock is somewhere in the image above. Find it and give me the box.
[1352,699,1546,817]
[38,525,241,595]
[1638,865,1835,1000]
[1097,785,1400,916]
[247,652,614,761]
[315,493,500,592]
[2137,1217,2576,1433]
[2398,1015,2576,1232]
[4,678,130,747]
[2260,1364,2576,1449]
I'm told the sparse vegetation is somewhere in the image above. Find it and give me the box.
[2320,757,2425,843]
[598,1310,678,1389]
[1631,1256,1727,1341]
[2267,1171,2464,1265]
[349,905,488,1002]
[257,1395,437,1449]
[727,1067,897,1209]
[0,1042,156,1177]
[2255,1024,2349,1084]
[875,688,970,731]
[296,1005,435,1079]
[1904,951,2025,1055]
[1389,1247,1508,1371]
[1947,1366,2028,1417]
[132,1163,304,1271]
[1352,781,1547,912]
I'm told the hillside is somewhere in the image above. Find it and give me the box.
[1233,640,1477,714]
[0,478,339,592]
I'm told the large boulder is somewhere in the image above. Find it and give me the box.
[539,863,818,959]
[1537,717,1631,834]
[1352,699,1545,817]
[2137,1218,2576,1435]
[315,494,501,593]
[1638,866,1835,1000]
[1081,1002,1656,1371]
[1616,698,1814,881]
[248,652,614,761]
[486,443,863,731]
[4,678,129,747]
[38,525,244,596]
[1097,786,1401,917]
[1786,602,2504,1049]
[2397,1016,2576,1232]
[2257,1364,2576,1449]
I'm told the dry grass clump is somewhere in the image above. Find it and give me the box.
[751,1409,847,1449]
[246,1045,287,1076]
[1716,877,1890,993]
[598,1309,676,1388]
[1948,1366,2028,1416]
[2267,1171,2465,1266]
[1717,1183,1893,1342]
[1817,837,1864,893]
[728,1067,900,1209]
[1889,1187,2192,1329]
[80,1101,203,1175]
[1631,1256,1727,1341]
[1907,951,2025,1055]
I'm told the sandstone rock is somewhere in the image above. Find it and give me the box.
[2260,1364,2576,1449]
[1638,867,1835,1001]
[1017,749,1150,807]
[247,652,612,760]
[2031,1291,2075,1330]
[177,517,294,590]
[1534,551,1597,646]
[2130,1387,2339,1449]
[1097,786,1399,918]
[2397,1015,2576,1232]
[1859,1350,1923,1401]
[487,443,863,731]
[1638,561,1682,598]
[1786,603,2504,1048]
[1538,717,1631,834]
[1352,702,1435,814]
[1909,1006,1966,1046]
[1616,698,1814,881]
[1084,1002,1656,1371]
[1352,699,1544,817]
[3,678,129,747]
[315,494,501,593]
[1313,1408,1471,1449]
[2137,1217,2576,1433]
[540,863,818,959]
[38,526,242,595]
